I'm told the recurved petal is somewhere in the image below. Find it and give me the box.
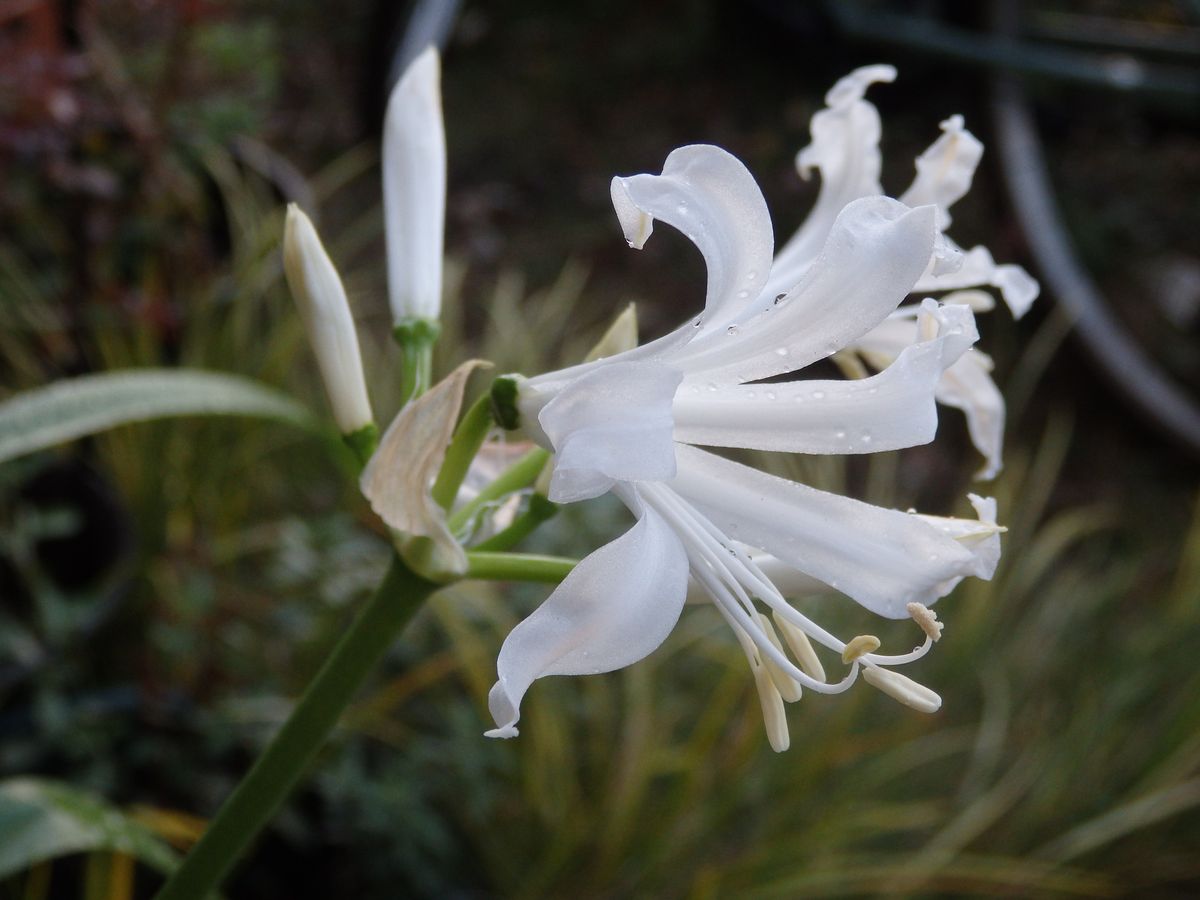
[360,360,486,579]
[383,46,446,322]
[672,301,977,454]
[669,444,996,618]
[535,361,683,503]
[899,115,983,230]
[611,145,774,337]
[674,197,937,385]
[937,349,1006,480]
[485,490,690,738]
[763,64,895,298]
[913,243,1040,319]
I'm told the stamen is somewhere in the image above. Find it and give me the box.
[757,613,803,703]
[772,610,826,682]
[906,602,943,641]
[862,666,942,713]
[751,661,790,752]
[842,634,881,663]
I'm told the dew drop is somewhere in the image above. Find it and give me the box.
[746,391,756,399]
[774,293,788,305]
[775,347,789,357]
[867,387,878,395]
[860,431,872,444]
[707,382,719,392]
[812,390,826,400]
[690,385,700,394]
[747,270,758,281]
[693,316,704,328]
[736,290,750,299]
[766,391,777,401]
[677,201,689,214]
[726,324,740,335]
[835,430,846,440]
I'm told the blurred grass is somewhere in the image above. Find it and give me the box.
[2,2,1200,898]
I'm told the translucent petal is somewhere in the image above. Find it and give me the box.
[611,144,774,336]
[535,361,683,503]
[383,46,446,322]
[899,115,983,230]
[763,64,895,299]
[485,491,689,738]
[360,360,486,579]
[937,349,1005,480]
[672,197,937,385]
[672,301,977,454]
[914,243,1040,319]
[669,444,992,618]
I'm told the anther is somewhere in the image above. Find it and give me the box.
[842,634,880,663]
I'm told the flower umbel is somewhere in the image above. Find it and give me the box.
[485,135,1004,750]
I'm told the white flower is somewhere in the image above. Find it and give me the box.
[485,143,1002,750]
[281,205,373,435]
[762,66,1040,478]
[383,46,446,324]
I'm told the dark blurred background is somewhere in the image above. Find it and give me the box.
[2,1,1199,897]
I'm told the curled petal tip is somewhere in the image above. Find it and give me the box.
[484,724,520,740]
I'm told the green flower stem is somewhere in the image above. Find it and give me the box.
[342,422,380,469]
[472,494,559,552]
[446,447,550,534]
[154,556,439,900]
[394,317,441,404]
[431,393,494,510]
[465,551,577,584]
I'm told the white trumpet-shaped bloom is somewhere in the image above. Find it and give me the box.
[486,142,1003,749]
[383,46,446,323]
[281,205,373,434]
[762,66,1039,478]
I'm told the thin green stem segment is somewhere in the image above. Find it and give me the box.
[447,447,550,534]
[394,317,441,404]
[472,494,558,552]
[154,557,439,900]
[342,422,379,469]
[431,393,494,510]
[465,551,577,583]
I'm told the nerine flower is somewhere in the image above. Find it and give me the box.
[763,65,1039,478]
[486,141,1002,751]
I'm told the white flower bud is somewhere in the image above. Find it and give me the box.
[282,205,373,434]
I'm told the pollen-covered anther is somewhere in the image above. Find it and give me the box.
[906,602,943,642]
[862,666,942,713]
[841,634,881,663]
[749,654,790,752]
[772,611,826,682]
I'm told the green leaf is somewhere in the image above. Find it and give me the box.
[0,369,319,465]
[0,777,179,879]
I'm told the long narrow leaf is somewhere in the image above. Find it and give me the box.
[0,778,178,879]
[0,369,318,464]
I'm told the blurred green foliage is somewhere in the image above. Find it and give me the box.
[2,1,1199,898]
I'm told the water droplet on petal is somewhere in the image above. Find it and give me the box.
[774,293,788,305]
[707,382,719,392]
[775,347,789,357]
[860,431,872,444]
[766,391,777,401]
[736,290,749,299]
[835,430,846,440]
[727,324,740,335]
[693,316,704,328]
[812,390,826,400]
[746,391,757,399]
[747,270,758,281]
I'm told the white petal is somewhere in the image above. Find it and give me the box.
[937,349,1006,479]
[485,490,689,738]
[672,300,977,454]
[360,360,486,579]
[669,445,993,618]
[611,144,774,336]
[899,115,983,230]
[282,206,373,434]
[913,493,1002,585]
[673,197,937,385]
[533,361,682,503]
[914,243,1040,319]
[383,46,446,322]
[763,64,895,299]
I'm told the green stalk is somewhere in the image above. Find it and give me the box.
[431,393,494,510]
[465,551,576,584]
[342,422,379,468]
[447,448,550,534]
[472,494,558,552]
[154,557,439,900]
[394,317,441,404]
